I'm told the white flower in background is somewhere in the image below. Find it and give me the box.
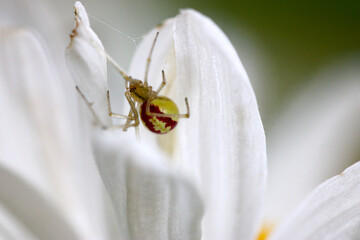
[0,27,104,240]
[265,59,360,225]
[1,1,360,240]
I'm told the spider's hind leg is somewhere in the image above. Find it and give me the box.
[146,97,190,119]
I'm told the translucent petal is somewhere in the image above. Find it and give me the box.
[270,161,360,240]
[129,9,267,240]
[265,59,360,222]
[94,131,204,240]
[0,27,108,239]
[65,1,111,126]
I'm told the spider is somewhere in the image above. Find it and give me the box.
[76,32,190,134]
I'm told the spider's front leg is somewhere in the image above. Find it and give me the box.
[144,32,159,87]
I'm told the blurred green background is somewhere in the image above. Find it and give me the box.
[187,0,360,109]
[142,0,360,103]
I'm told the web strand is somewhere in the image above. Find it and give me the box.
[88,14,142,47]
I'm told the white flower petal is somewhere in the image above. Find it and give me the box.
[270,161,360,240]
[129,10,267,240]
[0,27,109,239]
[265,59,360,222]
[0,166,84,240]
[94,131,204,240]
[0,203,37,240]
[65,1,111,126]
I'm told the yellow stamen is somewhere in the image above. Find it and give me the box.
[256,223,274,240]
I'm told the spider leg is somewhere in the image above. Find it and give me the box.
[105,110,135,130]
[75,86,108,128]
[76,86,139,130]
[103,51,134,88]
[146,97,190,119]
[107,90,134,120]
[123,108,134,129]
[122,91,140,131]
[135,103,140,140]
[154,70,166,97]
[87,37,137,89]
[144,32,159,87]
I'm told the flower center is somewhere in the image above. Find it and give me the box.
[256,222,274,240]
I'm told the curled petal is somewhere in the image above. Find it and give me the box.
[65,1,111,126]
[129,9,267,240]
[94,131,204,240]
[270,161,360,240]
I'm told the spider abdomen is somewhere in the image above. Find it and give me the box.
[140,96,179,134]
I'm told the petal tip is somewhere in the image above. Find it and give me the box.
[67,1,90,49]
[178,8,211,22]
[74,1,90,27]
[179,8,199,15]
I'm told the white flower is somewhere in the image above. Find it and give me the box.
[1,1,360,240]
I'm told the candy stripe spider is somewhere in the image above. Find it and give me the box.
[76,32,190,134]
